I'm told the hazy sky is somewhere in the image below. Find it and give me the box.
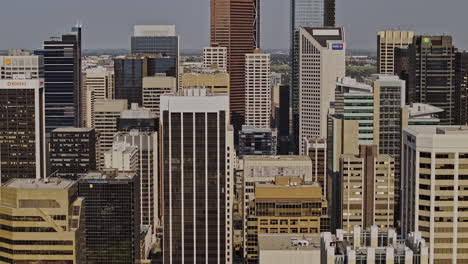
[1,0,467,51]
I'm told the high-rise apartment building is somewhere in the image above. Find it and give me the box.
[298,27,345,153]
[245,50,271,129]
[160,88,234,263]
[114,130,159,231]
[245,178,330,262]
[142,75,177,115]
[210,0,258,129]
[93,99,128,168]
[114,55,177,105]
[335,77,375,145]
[79,170,141,263]
[34,25,82,131]
[407,36,456,124]
[0,79,46,182]
[402,126,468,263]
[50,127,97,180]
[181,72,230,94]
[203,45,228,71]
[377,30,414,74]
[131,25,179,57]
[82,69,114,127]
[321,226,429,264]
[340,145,395,234]
[0,178,85,263]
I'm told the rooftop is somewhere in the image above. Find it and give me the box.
[81,170,136,181]
[255,184,322,200]
[120,103,157,119]
[406,126,468,136]
[303,27,344,47]
[336,77,373,93]
[52,127,94,133]
[244,155,311,162]
[4,178,76,190]
[258,234,321,251]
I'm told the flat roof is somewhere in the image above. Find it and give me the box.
[52,127,94,133]
[255,185,322,199]
[4,178,76,190]
[81,170,136,180]
[244,155,311,162]
[258,234,321,251]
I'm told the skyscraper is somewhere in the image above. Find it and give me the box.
[455,51,468,125]
[407,35,456,124]
[34,25,82,131]
[245,49,271,129]
[297,27,345,154]
[160,88,234,263]
[377,30,414,74]
[79,170,141,263]
[290,0,336,151]
[82,69,114,127]
[50,127,97,180]
[203,45,228,71]
[131,25,179,57]
[211,0,258,130]
[0,79,46,182]
[402,126,468,263]
[142,75,177,115]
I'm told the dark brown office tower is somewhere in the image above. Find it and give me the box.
[408,36,456,124]
[211,0,258,130]
[455,52,468,125]
[394,47,411,104]
[0,80,46,182]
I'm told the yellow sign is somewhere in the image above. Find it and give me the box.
[5,59,11,65]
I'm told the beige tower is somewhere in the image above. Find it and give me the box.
[340,145,395,234]
[82,69,115,127]
[181,72,230,94]
[142,75,177,115]
[377,30,414,74]
[93,99,128,169]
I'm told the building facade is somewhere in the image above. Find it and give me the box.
[82,69,114,127]
[181,72,230,94]
[142,75,177,115]
[79,170,141,263]
[402,126,468,263]
[0,178,85,263]
[303,138,327,194]
[0,79,46,181]
[34,25,82,131]
[245,50,271,129]
[160,89,234,263]
[238,125,277,156]
[340,145,395,234]
[131,25,179,57]
[50,127,97,180]
[377,30,414,74]
[203,45,227,71]
[298,27,345,153]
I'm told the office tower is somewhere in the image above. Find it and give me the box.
[244,178,330,263]
[340,145,395,234]
[117,103,159,132]
[257,234,321,264]
[335,77,375,145]
[82,69,114,127]
[455,51,468,125]
[93,99,128,168]
[394,47,411,103]
[401,103,442,127]
[211,0,258,130]
[408,36,456,124]
[303,138,327,193]
[114,130,159,231]
[0,51,44,79]
[243,155,314,183]
[298,27,345,153]
[104,141,139,172]
[131,25,179,57]
[0,178,85,263]
[160,88,234,263]
[377,30,414,74]
[181,72,230,94]
[203,45,228,71]
[50,127,97,180]
[238,125,277,156]
[401,126,468,263]
[372,75,405,222]
[277,85,291,154]
[114,55,177,105]
[142,75,177,115]
[321,226,429,264]
[245,50,271,129]
[34,25,82,131]
[79,170,140,263]
[0,79,46,182]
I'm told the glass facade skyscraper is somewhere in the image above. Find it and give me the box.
[131,25,179,57]
[34,25,82,132]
